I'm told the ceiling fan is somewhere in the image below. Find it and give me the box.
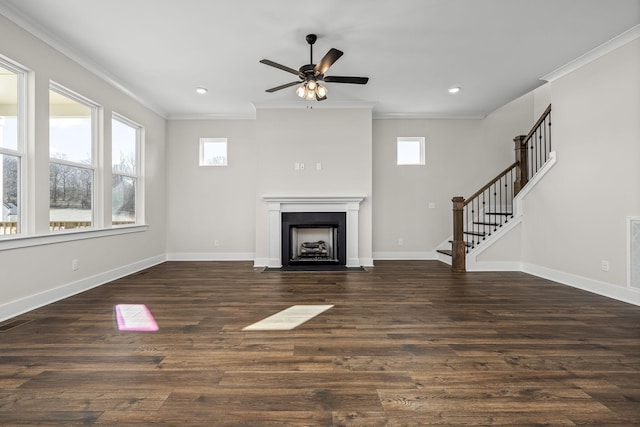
[260,34,369,101]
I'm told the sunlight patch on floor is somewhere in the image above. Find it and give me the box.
[115,304,159,331]
[243,305,334,331]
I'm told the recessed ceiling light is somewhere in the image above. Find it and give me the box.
[448,86,461,94]
[195,87,208,95]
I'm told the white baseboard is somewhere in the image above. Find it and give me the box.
[467,259,640,306]
[522,262,640,306]
[359,257,375,267]
[253,258,270,268]
[166,252,255,261]
[467,261,522,271]
[0,254,167,322]
[373,251,438,260]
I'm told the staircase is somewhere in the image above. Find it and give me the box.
[438,105,552,271]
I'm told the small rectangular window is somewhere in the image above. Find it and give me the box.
[112,114,141,225]
[397,137,425,165]
[200,138,227,166]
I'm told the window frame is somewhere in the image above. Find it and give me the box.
[48,81,100,230]
[397,136,426,166]
[111,112,142,226]
[0,56,28,236]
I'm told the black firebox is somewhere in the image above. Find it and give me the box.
[281,212,346,270]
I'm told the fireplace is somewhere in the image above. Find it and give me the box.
[262,196,365,269]
[282,212,346,268]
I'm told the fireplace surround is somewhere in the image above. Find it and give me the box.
[262,196,365,269]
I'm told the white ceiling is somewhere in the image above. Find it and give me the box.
[1,0,639,119]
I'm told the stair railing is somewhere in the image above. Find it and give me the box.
[514,104,552,194]
[451,163,517,271]
[450,105,551,272]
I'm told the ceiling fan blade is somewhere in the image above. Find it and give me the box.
[323,76,369,84]
[260,59,301,76]
[314,48,343,76]
[265,81,301,93]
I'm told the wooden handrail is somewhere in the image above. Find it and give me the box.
[522,104,551,144]
[463,161,518,206]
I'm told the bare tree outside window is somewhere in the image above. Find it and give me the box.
[112,115,140,225]
[49,85,97,229]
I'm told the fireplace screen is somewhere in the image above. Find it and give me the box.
[281,212,347,268]
[290,226,338,262]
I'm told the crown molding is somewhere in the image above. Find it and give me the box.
[373,112,485,120]
[253,100,376,111]
[0,4,168,119]
[541,24,640,83]
[167,112,257,121]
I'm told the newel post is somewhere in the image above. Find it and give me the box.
[451,196,466,272]
[513,135,528,195]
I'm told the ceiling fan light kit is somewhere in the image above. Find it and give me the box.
[297,79,327,101]
[260,34,369,101]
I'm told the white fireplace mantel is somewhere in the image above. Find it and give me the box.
[263,196,365,268]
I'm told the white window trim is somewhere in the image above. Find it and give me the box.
[0,56,28,235]
[49,81,101,228]
[0,225,148,251]
[397,136,425,166]
[112,112,143,226]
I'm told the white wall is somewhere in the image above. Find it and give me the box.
[522,38,640,290]
[372,93,534,258]
[165,107,374,265]
[253,107,373,265]
[165,119,257,259]
[165,98,537,265]
[0,15,167,321]
[471,37,640,305]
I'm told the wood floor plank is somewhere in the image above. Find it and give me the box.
[0,260,638,425]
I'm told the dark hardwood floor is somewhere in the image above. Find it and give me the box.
[1,261,639,426]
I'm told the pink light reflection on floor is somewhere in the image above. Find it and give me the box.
[115,304,159,331]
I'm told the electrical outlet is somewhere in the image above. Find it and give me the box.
[601,260,610,272]
[397,238,404,246]
[214,239,220,247]
[71,259,79,271]
[316,162,322,170]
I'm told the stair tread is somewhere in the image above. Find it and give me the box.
[474,221,500,226]
[464,231,486,236]
[486,212,513,216]
[436,249,453,256]
[449,240,474,247]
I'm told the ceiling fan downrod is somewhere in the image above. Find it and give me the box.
[306,34,317,65]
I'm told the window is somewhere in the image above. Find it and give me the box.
[199,138,227,166]
[49,83,98,230]
[397,137,425,165]
[112,114,141,225]
[0,58,26,236]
